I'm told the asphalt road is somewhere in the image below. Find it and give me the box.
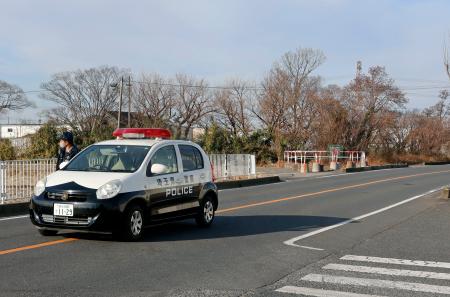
[1,165,450,297]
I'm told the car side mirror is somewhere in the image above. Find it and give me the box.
[150,163,168,175]
[59,161,69,169]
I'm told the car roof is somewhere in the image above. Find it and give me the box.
[94,138,195,147]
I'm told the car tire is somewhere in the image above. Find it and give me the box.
[196,195,215,227]
[116,204,145,241]
[38,229,58,236]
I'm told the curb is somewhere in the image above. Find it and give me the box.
[424,161,450,166]
[345,164,408,173]
[0,202,29,218]
[216,176,281,190]
[0,176,282,218]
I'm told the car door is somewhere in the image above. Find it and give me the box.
[144,144,184,220]
[177,144,207,206]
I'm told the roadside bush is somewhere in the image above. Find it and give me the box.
[198,123,234,154]
[24,122,60,158]
[0,139,16,160]
[243,130,277,165]
[198,125,277,164]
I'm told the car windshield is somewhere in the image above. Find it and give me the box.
[64,145,151,172]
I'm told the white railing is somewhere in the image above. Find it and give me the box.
[284,150,366,166]
[0,159,57,203]
[209,154,256,181]
[0,154,256,203]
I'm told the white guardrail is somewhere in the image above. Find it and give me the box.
[0,154,256,203]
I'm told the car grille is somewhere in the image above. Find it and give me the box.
[41,214,92,226]
[46,191,90,202]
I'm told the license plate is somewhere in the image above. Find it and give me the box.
[54,203,74,217]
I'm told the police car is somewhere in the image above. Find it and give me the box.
[30,128,218,241]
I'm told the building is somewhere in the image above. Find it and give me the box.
[0,124,43,139]
[192,127,205,140]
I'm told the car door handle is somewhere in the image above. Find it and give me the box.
[200,173,205,179]
[175,179,183,184]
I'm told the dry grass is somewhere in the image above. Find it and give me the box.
[368,153,449,165]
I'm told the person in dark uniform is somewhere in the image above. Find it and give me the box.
[56,131,79,170]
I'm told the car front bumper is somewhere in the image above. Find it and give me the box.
[30,194,124,232]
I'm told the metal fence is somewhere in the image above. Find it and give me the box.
[284,150,366,166]
[0,159,56,203]
[0,154,256,203]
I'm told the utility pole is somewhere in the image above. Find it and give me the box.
[117,77,124,129]
[127,75,132,128]
[356,61,362,78]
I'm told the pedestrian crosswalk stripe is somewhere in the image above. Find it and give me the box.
[324,263,450,280]
[341,255,450,269]
[302,273,450,295]
[275,286,387,297]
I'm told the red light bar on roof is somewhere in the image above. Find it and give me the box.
[113,128,171,139]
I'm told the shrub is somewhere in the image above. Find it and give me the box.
[24,122,59,158]
[0,139,16,160]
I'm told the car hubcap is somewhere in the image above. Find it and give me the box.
[130,210,143,236]
[203,200,214,223]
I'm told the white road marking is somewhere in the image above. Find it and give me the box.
[0,215,28,221]
[302,273,450,294]
[283,187,440,247]
[324,263,450,280]
[297,245,325,251]
[341,255,450,269]
[275,286,387,297]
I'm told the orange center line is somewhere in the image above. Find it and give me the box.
[0,238,78,255]
[1,169,448,256]
[216,169,450,214]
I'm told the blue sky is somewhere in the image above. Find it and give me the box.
[0,0,449,122]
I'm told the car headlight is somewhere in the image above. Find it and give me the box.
[34,178,46,196]
[96,180,122,199]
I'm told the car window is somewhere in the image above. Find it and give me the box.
[179,145,204,171]
[149,145,178,175]
[64,145,150,172]
[193,147,204,169]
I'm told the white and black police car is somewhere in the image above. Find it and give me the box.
[30,128,218,241]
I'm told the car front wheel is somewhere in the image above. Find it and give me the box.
[196,196,215,227]
[116,205,145,241]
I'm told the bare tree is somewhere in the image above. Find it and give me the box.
[285,76,322,149]
[423,90,449,120]
[253,47,326,160]
[171,74,214,139]
[0,81,32,113]
[133,74,175,128]
[385,111,415,154]
[310,85,348,149]
[214,79,252,137]
[408,114,447,155]
[40,66,124,133]
[341,66,407,151]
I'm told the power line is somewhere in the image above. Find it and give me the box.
[394,78,450,84]
[399,85,450,90]
[130,79,263,91]
[7,79,450,95]
[129,79,450,91]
